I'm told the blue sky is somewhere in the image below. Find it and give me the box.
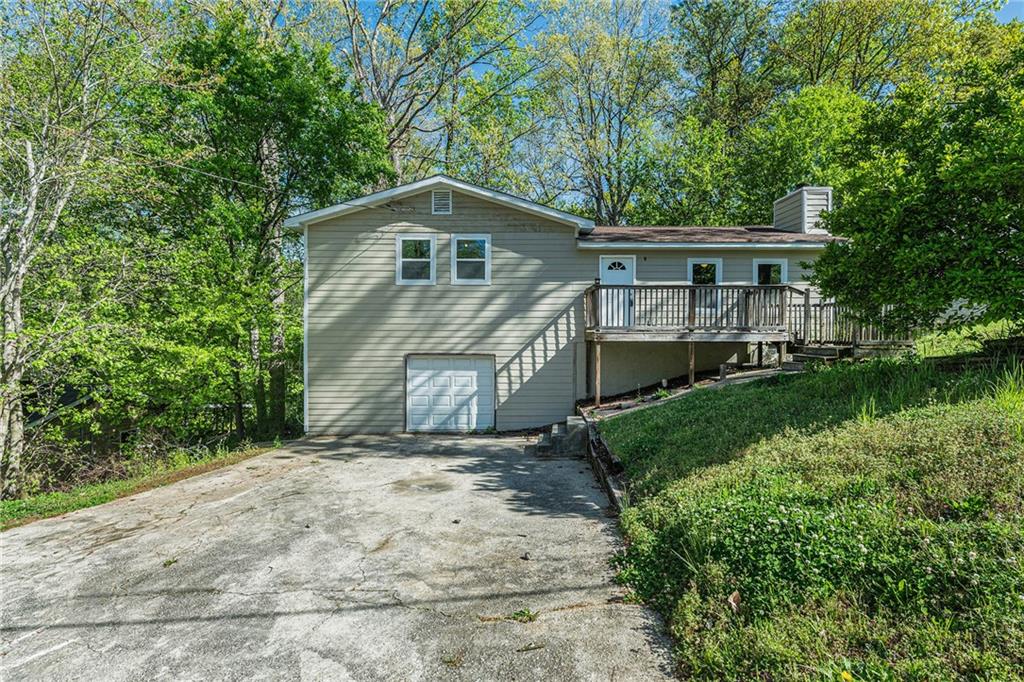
[998,1,1024,22]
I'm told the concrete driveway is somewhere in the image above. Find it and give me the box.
[1,435,672,680]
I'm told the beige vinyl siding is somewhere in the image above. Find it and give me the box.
[804,190,830,232]
[773,193,803,232]
[305,188,827,432]
[630,249,820,284]
[306,190,596,433]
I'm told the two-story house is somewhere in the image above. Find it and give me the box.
[287,176,846,433]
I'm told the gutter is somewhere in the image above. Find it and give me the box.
[576,241,830,250]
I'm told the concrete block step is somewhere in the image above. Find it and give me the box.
[792,345,851,358]
[782,360,806,372]
[529,418,588,458]
[534,431,553,456]
[790,353,837,364]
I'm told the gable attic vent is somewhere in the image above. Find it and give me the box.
[431,189,452,215]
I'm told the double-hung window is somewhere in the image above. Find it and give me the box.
[451,234,491,285]
[396,234,436,285]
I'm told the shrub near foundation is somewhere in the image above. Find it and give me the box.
[605,360,1024,679]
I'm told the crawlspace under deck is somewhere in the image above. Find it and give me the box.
[587,333,789,407]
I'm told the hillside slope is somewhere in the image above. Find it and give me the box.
[601,359,1024,679]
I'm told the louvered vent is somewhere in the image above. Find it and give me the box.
[431,189,452,215]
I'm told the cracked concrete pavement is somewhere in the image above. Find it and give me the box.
[0,435,673,680]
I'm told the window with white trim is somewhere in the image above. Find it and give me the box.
[432,190,452,215]
[753,258,788,285]
[396,234,436,285]
[687,258,723,284]
[451,234,491,285]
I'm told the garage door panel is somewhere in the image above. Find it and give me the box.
[406,356,494,432]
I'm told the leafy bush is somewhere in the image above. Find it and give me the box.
[604,359,1024,679]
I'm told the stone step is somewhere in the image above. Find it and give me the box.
[782,360,806,372]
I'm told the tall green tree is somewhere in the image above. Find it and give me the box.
[631,116,738,225]
[671,0,783,133]
[1,0,157,498]
[778,0,1000,100]
[329,0,540,180]
[813,43,1024,329]
[150,6,390,436]
[733,84,865,223]
[537,0,674,225]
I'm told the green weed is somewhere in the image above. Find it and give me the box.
[603,358,1024,679]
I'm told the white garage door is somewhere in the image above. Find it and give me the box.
[406,356,495,432]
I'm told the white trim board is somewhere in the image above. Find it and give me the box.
[303,225,309,434]
[752,258,789,284]
[451,233,491,285]
[395,234,437,286]
[285,175,594,232]
[686,258,724,284]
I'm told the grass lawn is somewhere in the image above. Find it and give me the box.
[1,444,270,530]
[601,357,1024,680]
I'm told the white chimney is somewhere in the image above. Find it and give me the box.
[773,186,832,234]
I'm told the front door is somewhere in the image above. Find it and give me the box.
[599,256,635,327]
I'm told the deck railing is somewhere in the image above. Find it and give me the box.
[584,283,910,345]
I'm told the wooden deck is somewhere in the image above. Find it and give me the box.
[583,283,906,346]
[584,283,911,406]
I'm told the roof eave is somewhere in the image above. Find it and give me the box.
[284,175,595,233]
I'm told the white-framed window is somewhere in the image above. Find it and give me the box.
[752,258,789,285]
[396,234,436,285]
[431,190,452,215]
[451,234,491,285]
[686,258,723,285]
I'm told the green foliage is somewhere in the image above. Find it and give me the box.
[1,444,268,529]
[632,117,739,226]
[15,3,390,494]
[509,608,539,623]
[813,41,1024,329]
[734,85,866,224]
[916,321,1023,358]
[603,359,1024,678]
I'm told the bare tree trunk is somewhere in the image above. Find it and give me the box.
[268,295,286,433]
[231,364,246,441]
[259,133,288,434]
[250,325,267,432]
[1,272,25,499]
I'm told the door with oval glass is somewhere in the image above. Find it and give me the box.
[599,256,635,327]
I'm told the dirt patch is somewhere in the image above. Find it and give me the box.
[390,475,454,494]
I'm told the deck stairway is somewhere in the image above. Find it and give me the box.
[526,416,588,458]
[782,341,914,371]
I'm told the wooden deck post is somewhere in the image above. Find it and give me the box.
[778,341,787,369]
[803,289,812,345]
[594,342,602,408]
[687,289,697,328]
[688,341,696,387]
[757,341,763,367]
